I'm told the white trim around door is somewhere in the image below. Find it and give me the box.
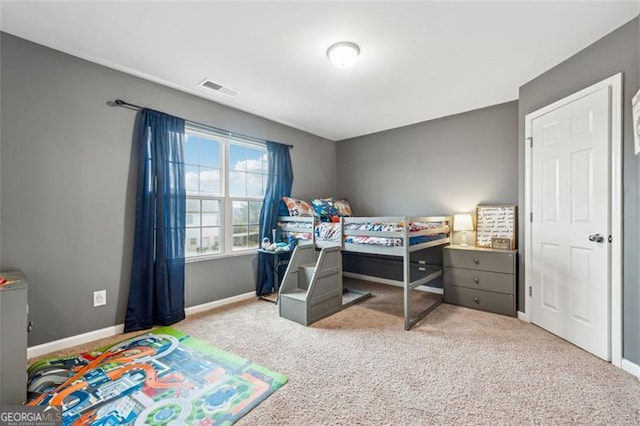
[524,73,622,368]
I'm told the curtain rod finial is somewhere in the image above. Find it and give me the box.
[107,99,126,107]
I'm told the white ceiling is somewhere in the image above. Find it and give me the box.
[1,1,639,141]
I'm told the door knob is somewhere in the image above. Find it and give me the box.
[588,234,604,243]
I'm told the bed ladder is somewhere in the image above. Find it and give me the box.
[278,245,344,326]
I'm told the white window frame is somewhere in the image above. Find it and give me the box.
[185,124,267,262]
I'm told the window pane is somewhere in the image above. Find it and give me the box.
[201,227,221,254]
[233,201,248,225]
[186,199,201,227]
[249,201,262,224]
[184,135,199,165]
[186,228,200,257]
[246,173,263,197]
[232,225,248,251]
[199,167,221,195]
[245,147,262,161]
[245,148,264,173]
[200,138,221,168]
[229,144,246,171]
[229,171,247,197]
[248,225,260,248]
[202,200,220,226]
[185,165,199,194]
[185,129,269,256]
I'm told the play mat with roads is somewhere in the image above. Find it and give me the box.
[27,326,287,425]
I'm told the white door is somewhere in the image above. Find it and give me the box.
[530,86,611,360]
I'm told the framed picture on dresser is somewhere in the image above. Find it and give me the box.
[475,205,517,249]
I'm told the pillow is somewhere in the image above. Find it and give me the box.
[311,197,339,222]
[334,198,353,217]
[282,196,315,217]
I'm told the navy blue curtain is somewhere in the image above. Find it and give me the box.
[125,109,186,332]
[257,141,293,296]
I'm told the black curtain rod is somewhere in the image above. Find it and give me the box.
[111,99,293,149]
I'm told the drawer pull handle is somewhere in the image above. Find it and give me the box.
[473,277,480,284]
[473,257,480,264]
[418,260,426,264]
[418,267,426,271]
[473,296,480,304]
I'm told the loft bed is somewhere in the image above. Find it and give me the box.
[276,215,451,330]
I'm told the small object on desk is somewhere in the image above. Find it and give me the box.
[0,276,17,287]
[274,242,290,252]
[263,242,288,251]
[491,237,512,250]
[288,235,297,249]
[261,237,271,249]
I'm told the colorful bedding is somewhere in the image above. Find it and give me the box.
[279,217,451,248]
[277,220,313,241]
[278,220,313,230]
[314,221,450,246]
[344,221,449,235]
[344,236,403,247]
[315,222,341,242]
[345,233,448,247]
[282,231,313,241]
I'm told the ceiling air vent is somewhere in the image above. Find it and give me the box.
[198,79,240,97]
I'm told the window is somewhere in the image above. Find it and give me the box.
[184,125,268,258]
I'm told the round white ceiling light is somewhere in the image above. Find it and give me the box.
[326,41,360,68]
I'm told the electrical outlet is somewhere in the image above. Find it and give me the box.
[93,290,106,307]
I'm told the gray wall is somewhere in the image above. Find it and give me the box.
[518,17,640,363]
[336,101,519,246]
[0,33,337,346]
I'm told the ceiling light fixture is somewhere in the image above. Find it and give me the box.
[326,41,360,68]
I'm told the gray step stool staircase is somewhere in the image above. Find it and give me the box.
[278,245,345,326]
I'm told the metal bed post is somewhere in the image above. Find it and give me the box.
[403,217,412,330]
[403,216,448,330]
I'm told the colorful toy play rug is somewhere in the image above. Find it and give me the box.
[27,327,287,425]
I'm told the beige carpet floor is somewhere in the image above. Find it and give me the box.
[31,278,640,425]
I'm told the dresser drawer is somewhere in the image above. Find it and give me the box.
[444,286,515,316]
[444,249,515,274]
[444,268,513,294]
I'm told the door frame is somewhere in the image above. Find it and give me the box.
[524,73,622,367]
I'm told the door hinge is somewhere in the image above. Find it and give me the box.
[529,286,533,297]
[530,212,533,222]
[527,137,533,148]
[608,235,612,243]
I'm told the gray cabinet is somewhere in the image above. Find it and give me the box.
[0,271,28,404]
[443,246,516,316]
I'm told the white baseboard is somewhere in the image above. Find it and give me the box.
[27,291,257,359]
[184,291,255,316]
[517,311,530,322]
[343,272,443,294]
[621,358,640,379]
[27,324,125,359]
